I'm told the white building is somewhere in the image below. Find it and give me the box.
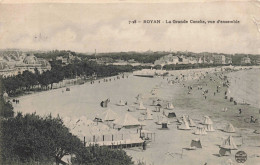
[0,53,51,77]
[154,54,179,65]
[213,55,226,64]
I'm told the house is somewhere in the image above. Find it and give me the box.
[241,56,251,64]
[154,54,179,65]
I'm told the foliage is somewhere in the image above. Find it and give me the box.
[0,78,14,118]
[0,113,82,164]
[0,112,134,165]
[72,145,134,165]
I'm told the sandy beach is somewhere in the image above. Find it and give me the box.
[13,67,260,165]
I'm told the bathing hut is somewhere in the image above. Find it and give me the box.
[219,136,238,156]
[194,126,207,135]
[223,123,236,133]
[137,101,147,110]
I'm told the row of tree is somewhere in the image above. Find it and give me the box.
[2,61,135,96]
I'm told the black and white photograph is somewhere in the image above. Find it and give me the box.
[0,0,260,164]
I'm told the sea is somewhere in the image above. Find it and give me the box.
[227,68,260,108]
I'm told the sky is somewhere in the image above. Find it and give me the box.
[0,1,260,54]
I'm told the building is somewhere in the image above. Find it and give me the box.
[240,56,251,64]
[213,55,226,64]
[154,54,179,65]
[0,52,51,77]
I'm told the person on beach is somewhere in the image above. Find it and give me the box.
[239,109,242,114]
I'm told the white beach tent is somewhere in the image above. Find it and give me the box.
[145,109,153,120]
[177,120,191,130]
[220,136,238,150]
[96,108,119,122]
[205,124,215,132]
[137,101,147,110]
[113,113,141,129]
[166,102,174,110]
[187,116,196,127]
[117,100,125,106]
[223,123,236,133]
[194,126,207,135]
[203,116,213,125]
[219,136,238,156]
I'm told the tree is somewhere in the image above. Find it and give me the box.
[0,113,82,164]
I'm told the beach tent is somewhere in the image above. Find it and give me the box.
[151,89,157,95]
[187,116,196,127]
[220,136,237,150]
[156,114,163,125]
[166,102,174,110]
[177,120,191,130]
[113,113,141,129]
[117,100,125,106]
[223,123,236,133]
[145,109,153,120]
[135,94,143,104]
[152,100,157,106]
[137,101,147,110]
[194,126,207,135]
[203,116,213,125]
[219,136,237,156]
[156,114,170,125]
[205,124,215,132]
[190,139,202,149]
[100,99,110,108]
[96,109,119,122]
